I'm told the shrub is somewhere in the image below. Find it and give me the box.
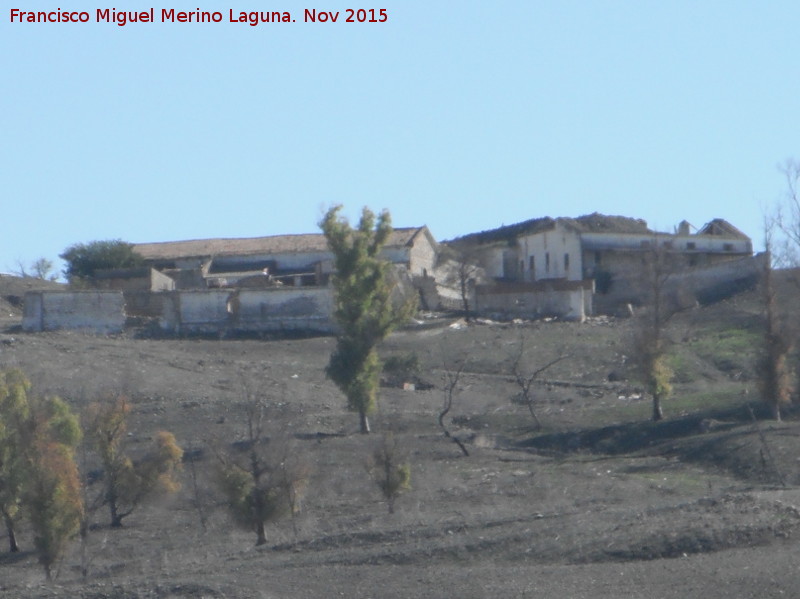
[368,434,411,514]
[84,397,183,527]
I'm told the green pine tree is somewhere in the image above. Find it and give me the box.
[320,206,416,434]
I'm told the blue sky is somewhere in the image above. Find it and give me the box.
[2,1,799,277]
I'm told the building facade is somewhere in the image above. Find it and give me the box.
[449,213,756,316]
[455,214,751,281]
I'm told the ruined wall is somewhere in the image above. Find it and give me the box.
[123,291,171,318]
[159,287,336,334]
[584,248,741,284]
[436,282,469,311]
[677,252,767,304]
[164,268,206,290]
[150,269,176,291]
[593,252,766,314]
[474,280,592,322]
[92,274,149,292]
[159,290,229,334]
[23,291,126,333]
[416,275,470,311]
[234,288,335,332]
[93,268,175,292]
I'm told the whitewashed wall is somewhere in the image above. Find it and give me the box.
[23,291,126,334]
[235,287,335,332]
[517,224,583,282]
[474,280,591,322]
[159,287,336,334]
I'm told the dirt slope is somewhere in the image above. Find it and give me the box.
[2,282,800,598]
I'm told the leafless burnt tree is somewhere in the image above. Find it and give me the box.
[509,330,569,429]
[774,158,800,267]
[756,222,795,421]
[439,244,484,318]
[438,357,470,457]
[630,240,687,421]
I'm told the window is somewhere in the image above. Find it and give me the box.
[686,242,696,250]
[564,253,570,271]
[545,253,550,273]
[529,256,535,278]
[723,243,734,252]
[595,251,602,265]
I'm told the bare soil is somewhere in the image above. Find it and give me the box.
[2,280,800,598]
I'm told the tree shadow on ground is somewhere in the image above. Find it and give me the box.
[520,402,761,454]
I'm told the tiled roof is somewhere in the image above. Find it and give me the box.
[697,219,750,240]
[562,213,651,234]
[449,213,651,245]
[447,217,556,246]
[133,227,428,261]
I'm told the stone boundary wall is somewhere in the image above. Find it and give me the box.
[159,287,336,334]
[124,290,170,318]
[594,252,766,314]
[22,288,335,335]
[22,291,126,334]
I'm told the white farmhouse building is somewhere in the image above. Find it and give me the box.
[449,213,757,318]
[131,226,438,289]
[455,214,752,284]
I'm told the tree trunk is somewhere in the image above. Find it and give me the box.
[460,279,470,320]
[526,399,542,430]
[2,509,18,553]
[255,521,267,546]
[110,500,123,528]
[359,411,371,434]
[652,394,663,421]
[107,480,124,527]
[450,434,470,457]
[438,404,469,456]
[80,517,89,579]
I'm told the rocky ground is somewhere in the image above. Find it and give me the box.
[2,276,800,598]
